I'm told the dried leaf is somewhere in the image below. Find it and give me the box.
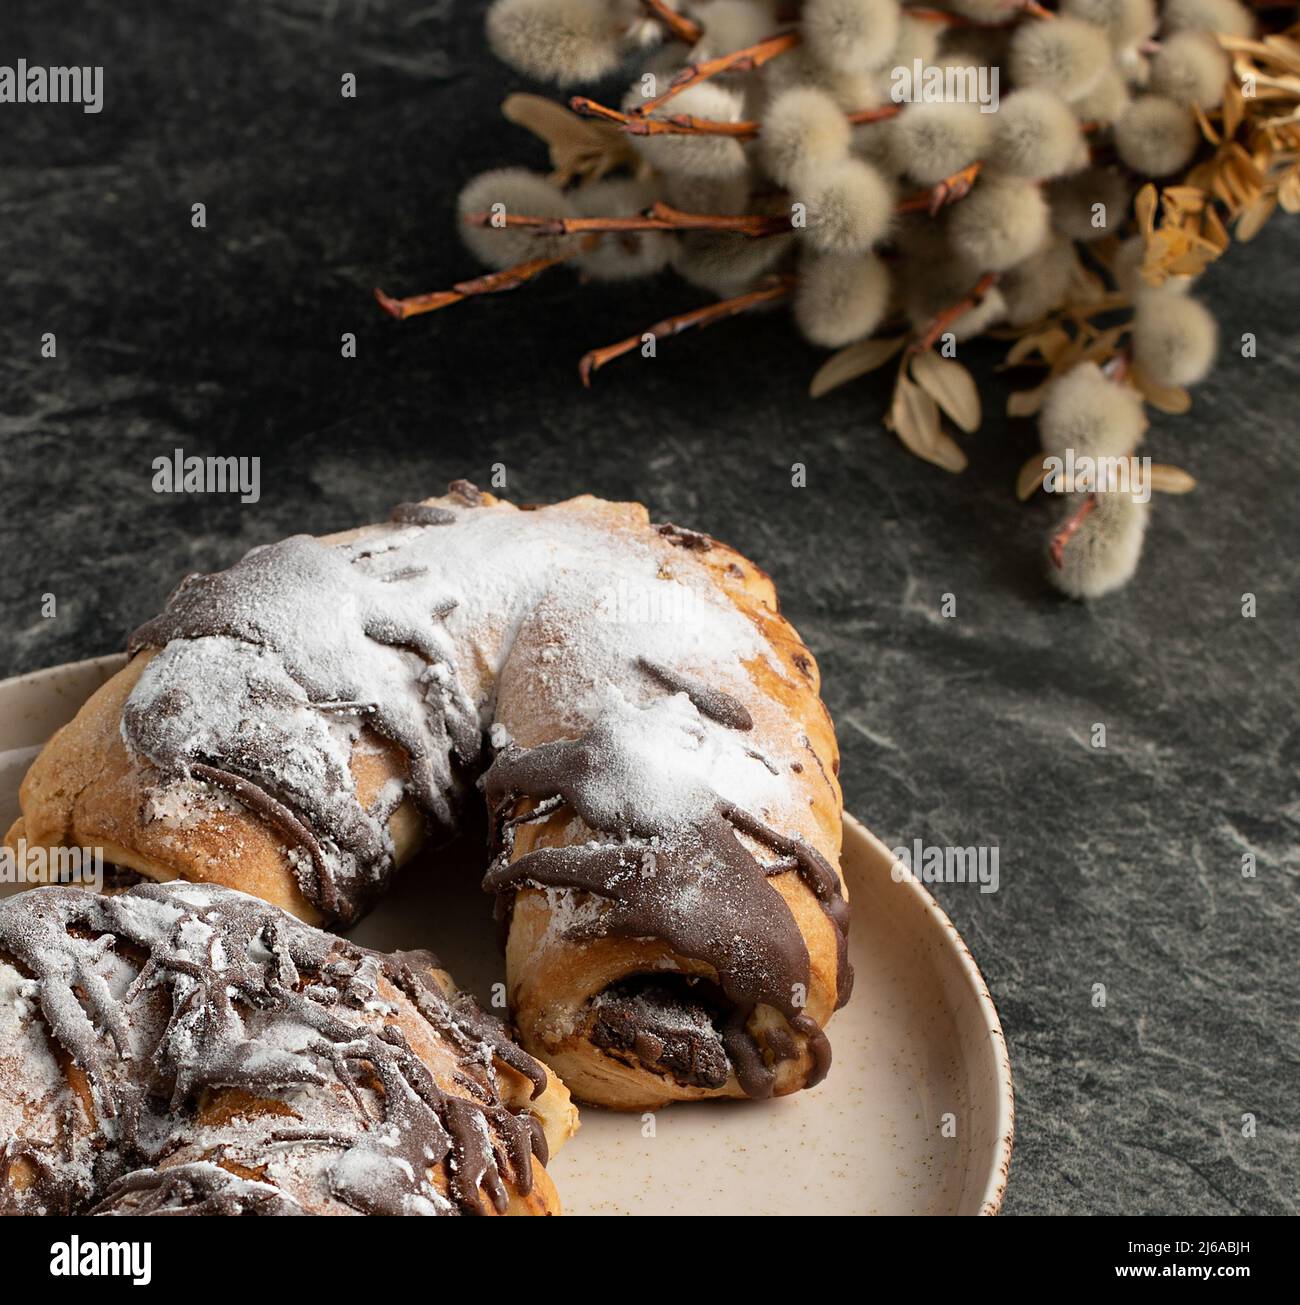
[503,93,596,148]
[1004,326,1071,368]
[1262,34,1300,75]
[1131,364,1192,414]
[1235,191,1278,241]
[501,93,634,185]
[1135,184,1158,237]
[1223,79,1244,139]
[1016,454,1050,501]
[1148,463,1197,494]
[1163,185,1207,211]
[909,351,981,433]
[1202,203,1230,252]
[1007,382,1050,418]
[809,336,905,397]
[1081,324,1129,366]
[1280,167,1300,214]
[888,373,968,473]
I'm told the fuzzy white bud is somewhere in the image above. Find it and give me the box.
[1133,290,1218,387]
[1115,95,1199,177]
[794,251,891,347]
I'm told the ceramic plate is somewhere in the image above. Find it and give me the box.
[0,654,1013,1215]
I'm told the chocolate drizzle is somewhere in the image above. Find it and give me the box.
[0,882,548,1216]
[655,522,715,551]
[93,1162,303,1215]
[125,530,482,923]
[482,721,847,1098]
[112,485,850,1099]
[639,658,754,731]
[391,503,457,527]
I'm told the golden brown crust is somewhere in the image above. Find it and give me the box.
[6,489,846,1113]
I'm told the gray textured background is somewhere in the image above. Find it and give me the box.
[1,0,1296,1214]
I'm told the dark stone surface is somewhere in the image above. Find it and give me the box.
[1,0,1296,1215]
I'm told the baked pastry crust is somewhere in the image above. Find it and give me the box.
[6,483,849,1110]
[0,880,575,1216]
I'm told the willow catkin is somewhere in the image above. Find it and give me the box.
[660,167,751,218]
[674,230,796,297]
[1115,95,1199,176]
[688,0,778,59]
[988,90,1086,181]
[1059,0,1157,49]
[793,251,891,347]
[458,168,581,267]
[1162,0,1255,38]
[1050,491,1151,599]
[1149,32,1231,110]
[763,46,882,113]
[1009,16,1112,102]
[903,260,1008,340]
[761,87,851,190]
[888,102,992,187]
[630,83,750,179]
[486,0,626,86]
[572,179,675,281]
[949,172,1050,272]
[802,0,900,75]
[1133,290,1219,386]
[1070,64,1131,126]
[1000,237,1079,326]
[944,0,1024,21]
[799,157,894,255]
[938,25,1011,72]
[1039,361,1147,458]
[1047,166,1132,241]
[890,13,941,69]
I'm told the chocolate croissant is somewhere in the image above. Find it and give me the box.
[0,880,575,1215]
[7,483,850,1110]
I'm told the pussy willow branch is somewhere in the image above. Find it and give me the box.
[571,96,760,136]
[463,201,791,236]
[909,271,1000,354]
[640,0,704,45]
[374,256,571,319]
[578,274,795,385]
[571,95,901,137]
[381,159,988,317]
[633,30,803,116]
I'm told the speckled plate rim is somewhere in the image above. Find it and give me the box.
[0,654,1015,1215]
[843,813,1015,1215]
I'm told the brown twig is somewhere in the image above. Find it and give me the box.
[571,96,901,138]
[640,0,703,44]
[374,256,570,320]
[849,104,904,127]
[903,6,985,24]
[897,161,984,216]
[1049,493,1098,570]
[909,272,999,355]
[463,201,790,238]
[578,275,795,386]
[571,96,761,137]
[631,30,802,117]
